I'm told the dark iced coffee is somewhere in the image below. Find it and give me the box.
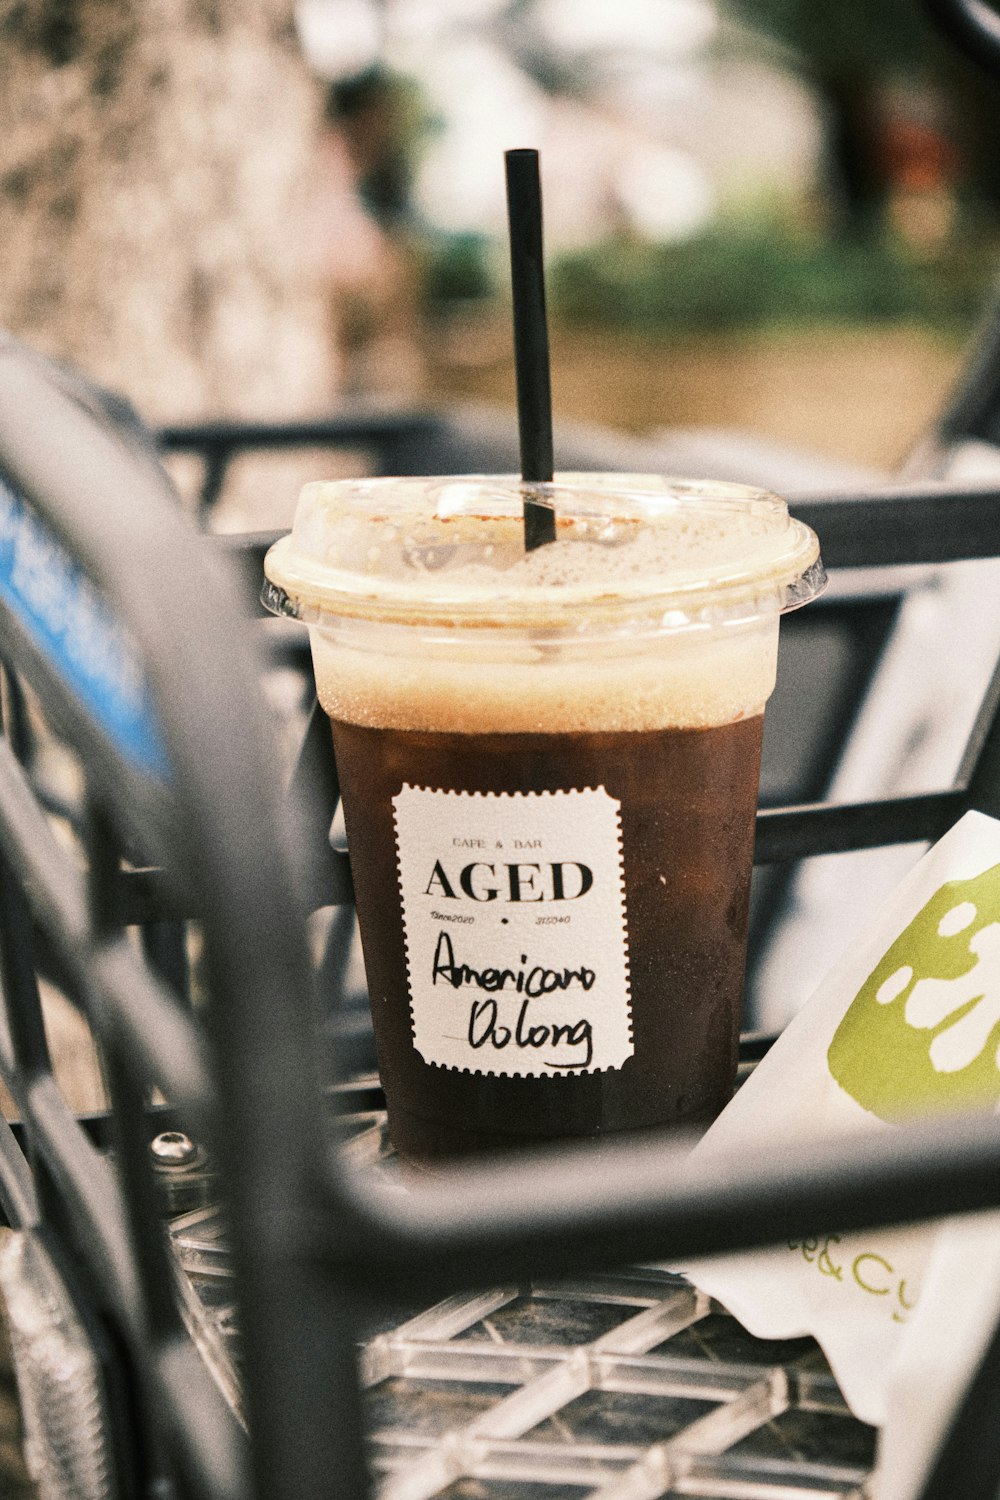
[263,475,824,1161]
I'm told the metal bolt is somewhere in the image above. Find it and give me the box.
[150,1130,197,1167]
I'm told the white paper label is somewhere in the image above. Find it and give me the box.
[392,785,633,1076]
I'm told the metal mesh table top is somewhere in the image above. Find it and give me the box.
[168,1114,877,1500]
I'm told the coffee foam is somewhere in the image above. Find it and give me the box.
[309,617,779,734]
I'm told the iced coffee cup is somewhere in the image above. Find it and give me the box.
[263,474,824,1162]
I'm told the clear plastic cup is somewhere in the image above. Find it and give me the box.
[263,474,824,1162]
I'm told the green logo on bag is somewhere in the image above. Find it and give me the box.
[828,863,1000,1121]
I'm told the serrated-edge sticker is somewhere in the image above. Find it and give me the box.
[392,784,633,1077]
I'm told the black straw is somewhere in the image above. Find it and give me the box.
[505,148,557,550]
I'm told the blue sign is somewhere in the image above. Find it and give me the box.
[0,476,169,779]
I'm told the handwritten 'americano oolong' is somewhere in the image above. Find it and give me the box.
[431,929,597,1068]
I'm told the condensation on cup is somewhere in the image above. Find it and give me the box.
[263,473,825,1163]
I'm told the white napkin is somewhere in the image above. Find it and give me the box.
[676,810,1000,1495]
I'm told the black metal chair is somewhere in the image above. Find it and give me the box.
[8,1,1000,1488]
[4,316,1000,1499]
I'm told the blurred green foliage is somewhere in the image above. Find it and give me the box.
[416,204,1000,333]
[421,233,497,304]
[421,217,999,334]
[548,222,999,333]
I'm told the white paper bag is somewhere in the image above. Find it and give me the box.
[677,810,1000,1493]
